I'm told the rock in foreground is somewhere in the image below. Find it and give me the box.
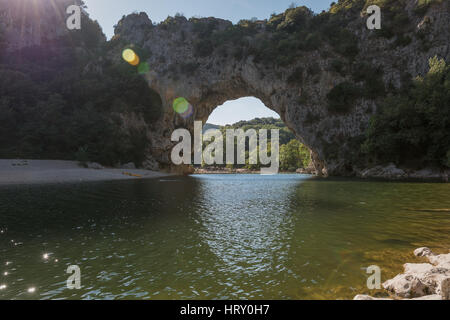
[354,247,450,300]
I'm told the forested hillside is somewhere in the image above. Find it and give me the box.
[0,0,162,167]
[204,118,311,171]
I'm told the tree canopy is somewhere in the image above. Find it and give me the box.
[362,56,450,169]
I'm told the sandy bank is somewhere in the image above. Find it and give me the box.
[0,159,173,185]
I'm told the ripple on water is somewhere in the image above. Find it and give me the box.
[0,175,449,299]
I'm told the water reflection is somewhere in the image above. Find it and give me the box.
[193,174,307,298]
[0,176,449,300]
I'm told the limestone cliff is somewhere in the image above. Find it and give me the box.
[1,0,449,176]
[110,0,449,176]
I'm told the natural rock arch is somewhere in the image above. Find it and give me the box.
[110,1,449,176]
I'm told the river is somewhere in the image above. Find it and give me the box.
[0,174,449,299]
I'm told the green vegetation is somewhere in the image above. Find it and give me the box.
[327,62,385,114]
[222,117,296,146]
[327,81,360,114]
[362,57,450,168]
[414,0,444,14]
[0,2,162,167]
[184,0,443,66]
[280,139,311,171]
[202,118,311,171]
[360,0,443,48]
[186,3,362,66]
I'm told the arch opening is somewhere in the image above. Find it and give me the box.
[195,96,315,174]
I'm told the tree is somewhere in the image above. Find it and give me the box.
[362,56,450,168]
[280,139,311,171]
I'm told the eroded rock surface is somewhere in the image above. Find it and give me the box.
[110,0,450,175]
[1,0,449,176]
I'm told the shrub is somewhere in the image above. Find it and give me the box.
[287,67,304,84]
[194,39,214,57]
[330,29,359,60]
[351,63,385,99]
[75,146,89,166]
[414,0,443,15]
[327,81,360,114]
[307,63,321,76]
[304,32,322,50]
[276,6,313,32]
[330,59,345,74]
[393,34,412,47]
[180,62,200,74]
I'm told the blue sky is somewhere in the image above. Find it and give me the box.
[84,0,334,125]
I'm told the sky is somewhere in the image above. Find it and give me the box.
[208,98,280,126]
[83,0,335,126]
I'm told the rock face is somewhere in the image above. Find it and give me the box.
[355,247,450,300]
[383,248,450,299]
[1,1,449,176]
[110,1,450,175]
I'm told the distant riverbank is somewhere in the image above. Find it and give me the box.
[194,167,315,175]
[0,159,173,185]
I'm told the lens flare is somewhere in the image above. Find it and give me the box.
[173,97,190,114]
[122,49,135,63]
[138,62,150,74]
[122,49,140,66]
[130,55,140,66]
[180,103,194,119]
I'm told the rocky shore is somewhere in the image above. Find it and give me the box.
[354,247,450,300]
[357,164,449,182]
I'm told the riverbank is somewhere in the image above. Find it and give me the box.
[0,159,173,185]
[194,167,315,175]
[356,164,449,182]
[195,168,259,174]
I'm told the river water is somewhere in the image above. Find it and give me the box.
[0,174,449,299]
